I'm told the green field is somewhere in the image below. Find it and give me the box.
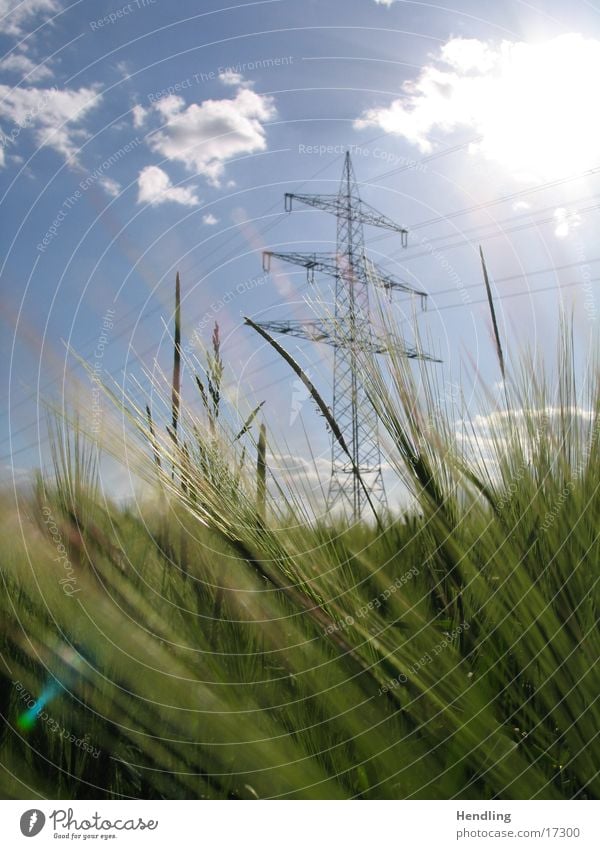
[1,301,599,800]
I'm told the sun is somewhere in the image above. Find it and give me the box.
[357,33,600,183]
[475,34,600,181]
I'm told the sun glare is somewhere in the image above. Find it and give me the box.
[476,35,600,180]
[358,33,600,182]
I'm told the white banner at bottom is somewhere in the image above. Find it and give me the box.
[0,799,598,847]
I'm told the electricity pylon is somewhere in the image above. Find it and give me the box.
[255,152,435,520]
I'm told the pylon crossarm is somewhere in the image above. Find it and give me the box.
[356,200,409,244]
[285,192,340,215]
[254,319,435,357]
[364,256,427,300]
[263,250,427,303]
[255,319,331,343]
[284,194,409,246]
[262,251,338,281]
[387,343,441,361]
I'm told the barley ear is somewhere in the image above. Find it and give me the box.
[257,422,267,521]
[171,270,182,440]
[480,246,505,380]
[145,405,161,469]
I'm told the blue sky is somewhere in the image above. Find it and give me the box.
[2,0,600,502]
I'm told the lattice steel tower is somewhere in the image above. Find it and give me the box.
[255,152,433,519]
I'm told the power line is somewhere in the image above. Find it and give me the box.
[367,164,600,244]
[394,201,600,265]
[398,192,597,254]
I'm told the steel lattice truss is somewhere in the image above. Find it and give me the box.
[263,251,428,305]
[252,153,436,520]
[256,319,439,358]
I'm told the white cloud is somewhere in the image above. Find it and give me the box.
[99,176,120,197]
[145,85,276,186]
[451,405,595,481]
[468,406,594,439]
[270,451,330,489]
[0,51,53,81]
[202,213,219,225]
[438,38,495,73]
[554,207,581,239]
[137,165,200,207]
[132,104,147,128]
[355,34,600,181]
[373,0,395,6]
[512,200,530,212]
[218,70,245,87]
[0,0,60,36]
[0,83,101,162]
[115,60,132,80]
